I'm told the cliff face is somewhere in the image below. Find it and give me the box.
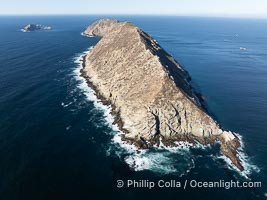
[82,19,244,171]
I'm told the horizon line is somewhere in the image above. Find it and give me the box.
[1,13,267,19]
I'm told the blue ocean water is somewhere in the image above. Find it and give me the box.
[0,16,266,199]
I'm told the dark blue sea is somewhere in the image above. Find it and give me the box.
[0,16,266,200]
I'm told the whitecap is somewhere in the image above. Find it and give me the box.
[61,102,72,108]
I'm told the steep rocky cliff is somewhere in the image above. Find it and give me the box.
[82,19,244,171]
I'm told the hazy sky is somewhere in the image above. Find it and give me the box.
[1,0,267,18]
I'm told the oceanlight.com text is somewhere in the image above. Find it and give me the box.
[116,179,262,190]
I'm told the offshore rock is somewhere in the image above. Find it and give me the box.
[21,24,52,32]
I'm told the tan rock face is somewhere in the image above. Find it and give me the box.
[82,19,244,171]
[83,19,119,36]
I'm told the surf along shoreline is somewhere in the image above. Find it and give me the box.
[80,54,130,133]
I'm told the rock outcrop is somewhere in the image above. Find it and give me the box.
[21,24,52,32]
[82,19,244,171]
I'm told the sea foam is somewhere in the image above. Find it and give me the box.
[72,47,120,131]
[216,133,260,178]
[80,32,95,38]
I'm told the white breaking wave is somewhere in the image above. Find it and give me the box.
[112,134,194,175]
[61,102,72,108]
[216,133,260,178]
[125,152,178,173]
[80,32,95,38]
[236,133,260,176]
[72,47,120,131]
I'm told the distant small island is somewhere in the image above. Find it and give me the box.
[21,24,52,32]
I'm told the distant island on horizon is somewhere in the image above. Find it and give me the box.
[21,24,52,32]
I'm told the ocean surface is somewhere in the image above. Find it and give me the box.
[0,15,266,200]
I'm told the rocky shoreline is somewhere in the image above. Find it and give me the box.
[81,19,244,171]
[81,55,129,134]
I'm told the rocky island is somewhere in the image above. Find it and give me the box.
[82,19,244,171]
[21,24,52,32]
